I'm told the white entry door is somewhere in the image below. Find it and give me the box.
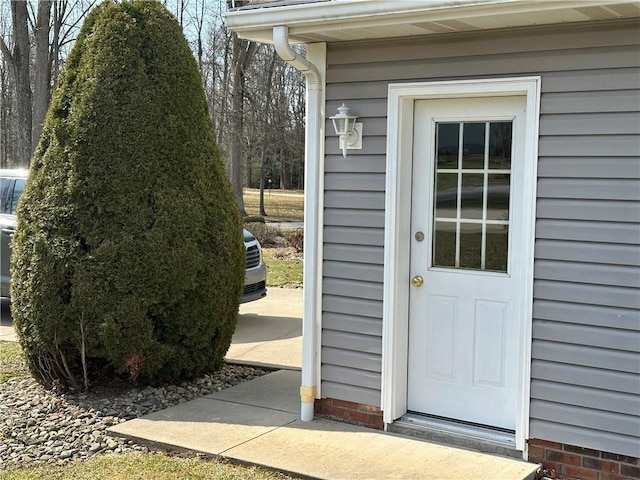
[407,96,528,430]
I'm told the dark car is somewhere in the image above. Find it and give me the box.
[0,169,266,303]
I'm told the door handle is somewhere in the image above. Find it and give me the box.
[411,275,424,287]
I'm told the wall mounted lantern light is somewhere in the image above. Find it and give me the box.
[330,103,363,157]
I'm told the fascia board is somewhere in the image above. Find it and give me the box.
[225,0,516,42]
[225,0,638,43]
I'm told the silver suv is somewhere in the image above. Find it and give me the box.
[0,169,266,303]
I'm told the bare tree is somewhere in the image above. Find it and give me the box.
[1,0,306,199]
[258,51,277,216]
[193,0,206,71]
[0,53,14,167]
[1,0,31,166]
[214,27,232,149]
[0,2,15,167]
[31,1,53,154]
[229,26,258,214]
[0,0,94,167]
[50,1,98,90]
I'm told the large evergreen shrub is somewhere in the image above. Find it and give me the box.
[10,0,245,389]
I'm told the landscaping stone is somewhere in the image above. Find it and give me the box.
[0,364,267,470]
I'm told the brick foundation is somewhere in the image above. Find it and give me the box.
[528,439,639,480]
[314,398,384,430]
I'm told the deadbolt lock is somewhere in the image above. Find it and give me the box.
[411,275,424,287]
[415,231,424,242]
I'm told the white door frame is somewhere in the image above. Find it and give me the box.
[380,77,541,452]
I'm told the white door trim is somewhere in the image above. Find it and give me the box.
[381,77,541,452]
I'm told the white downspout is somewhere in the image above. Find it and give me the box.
[273,25,323,422]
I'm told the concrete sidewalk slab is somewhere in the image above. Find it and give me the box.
[109,370,539,480]
[0,298,16,342]
[228,288,302,370]
[0,325,16,342]
[226,418,535,480]
[111,397,298,456]
[205,370,300,413]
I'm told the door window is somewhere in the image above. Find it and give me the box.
[432,121,512,272]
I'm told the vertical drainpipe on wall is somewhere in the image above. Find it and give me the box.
[273,25,323,422]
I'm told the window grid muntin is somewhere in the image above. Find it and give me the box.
[433,120,512,272]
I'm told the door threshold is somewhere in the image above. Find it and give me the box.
[387,413,522,459]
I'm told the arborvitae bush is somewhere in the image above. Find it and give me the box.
[10,1,245,389]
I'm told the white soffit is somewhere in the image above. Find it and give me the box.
[225,0,640,44]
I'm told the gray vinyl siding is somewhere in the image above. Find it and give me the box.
[319,19,640,456]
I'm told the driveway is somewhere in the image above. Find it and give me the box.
[227,287,303,370]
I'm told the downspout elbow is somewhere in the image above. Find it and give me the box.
[273,26,321,87]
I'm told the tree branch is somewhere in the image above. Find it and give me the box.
[0,36,11,64]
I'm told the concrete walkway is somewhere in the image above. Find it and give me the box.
[109,369,538,480]
[110,290,537,479]
[230,287,302,369]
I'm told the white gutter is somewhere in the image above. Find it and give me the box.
[227,0,638,44]
[229,0,512,29]
[273,25,323,422]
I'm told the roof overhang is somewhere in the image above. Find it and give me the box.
[225,0,640,44]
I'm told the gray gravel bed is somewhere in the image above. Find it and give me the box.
[0,364,267,471]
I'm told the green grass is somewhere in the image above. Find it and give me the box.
[263,248,303,287]
[0,452,293,480]
[0,341,28,383]
[243,189,303,223]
